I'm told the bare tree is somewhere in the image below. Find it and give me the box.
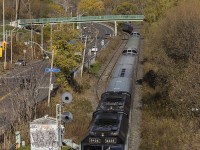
[0,61,52,145]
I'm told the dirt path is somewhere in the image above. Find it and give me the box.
[128,36,144,150]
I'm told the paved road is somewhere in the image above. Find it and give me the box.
[0,23,114,129]
[81,23,114,66]
[0,60,52,128]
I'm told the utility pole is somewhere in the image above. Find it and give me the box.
[3,0,6,70]
[15,0,18,20]
[11,31,13,64]
[80,36,87,77]
[31,28,33,59]
[47,24,54,107]
[41,25,44,55]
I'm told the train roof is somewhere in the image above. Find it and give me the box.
[81,111,129,145]
[112,64,135,79]
[116,54,136,65]
[106,77,133,94]
[96,92,131,115]
[124,35,140,50]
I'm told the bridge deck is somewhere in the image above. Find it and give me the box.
[16,15,144,26]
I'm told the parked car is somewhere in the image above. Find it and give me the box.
[101,40,105,46]
[104,33,111,39]
[15,59,26,66]
[91,46,98,52]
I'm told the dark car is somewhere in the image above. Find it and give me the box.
[15,60,26,66]
[104,33,111,39]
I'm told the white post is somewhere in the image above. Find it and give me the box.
[31,28,33,59]
[41,25,44,54]
[11,31,13,64]
[76,12,79,29]
[114,21,117,36]
[15,0,18,20]
[80,36,87,77]
[47,24,54,107]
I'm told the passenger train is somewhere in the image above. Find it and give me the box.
[81,29,141,150]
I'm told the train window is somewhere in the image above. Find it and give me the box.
[132,49,137,54]
[103,146,123,150]
[120,68,126,77]
[83,145,101,150]
[122,50,127,54]
[95,118,119,126]
[105,97,122,102]
[83,145,123,150]
[132,32,140,36]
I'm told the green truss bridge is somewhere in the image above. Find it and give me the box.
[10,15,144,27]
[10,15,145,35]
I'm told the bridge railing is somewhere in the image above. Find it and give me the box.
[16,15,144,26]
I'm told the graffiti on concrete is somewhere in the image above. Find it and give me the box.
[30,124,59,150]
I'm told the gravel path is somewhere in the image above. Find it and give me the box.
[128,36,144,150]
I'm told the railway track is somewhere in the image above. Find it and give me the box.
[95,33,129,102]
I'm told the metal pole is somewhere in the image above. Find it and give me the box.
[41,25,44,55]
[47,24,54,107]
[15,0,18,20]
[114,21,117,36]
[31,28,33,59]
[3,0,6,70]
[76,11,79,29]
[80,36,87,77]
[3,0,5,42]
[11,31,13,64]
[4,30,7,69]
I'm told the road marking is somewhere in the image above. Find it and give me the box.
[0,93,11,102]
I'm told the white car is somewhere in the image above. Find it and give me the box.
[101,40,105,46]
[91,46,98,52]
[15,59,26,66]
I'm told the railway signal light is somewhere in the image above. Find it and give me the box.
[0,47,2,57]
[2,41,6,50]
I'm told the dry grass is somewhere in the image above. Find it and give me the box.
[141,0,200,149]
[140,111,200,150]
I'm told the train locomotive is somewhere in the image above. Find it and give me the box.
[81,32,141,150]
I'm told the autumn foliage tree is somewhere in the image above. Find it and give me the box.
[52,24,83,88]
[78,0,105,15]
[112,2,137,15]
[141,0,200,149]
[143,1,200,115]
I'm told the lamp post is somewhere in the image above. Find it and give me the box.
[80,35,87,77]
[3,0,6,70]
[24,41,52,55]
[76,12,87,30]
[47,24,53,107]
[25,40,54,107]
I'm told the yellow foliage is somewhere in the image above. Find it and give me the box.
[78,0,105,15]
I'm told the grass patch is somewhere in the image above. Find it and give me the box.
[90,62,101,75]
